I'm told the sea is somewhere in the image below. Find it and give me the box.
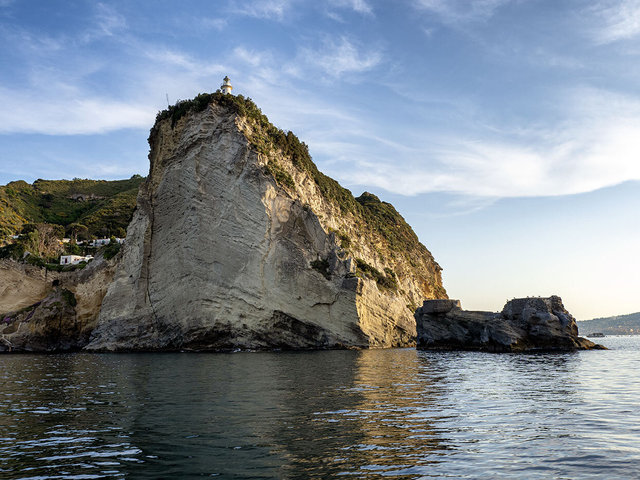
[1,335,639,479]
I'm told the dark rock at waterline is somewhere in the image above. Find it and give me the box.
[415,296,606,352]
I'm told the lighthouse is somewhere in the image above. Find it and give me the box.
[221,76,233,95]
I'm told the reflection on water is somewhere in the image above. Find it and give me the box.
[1,336,639,479]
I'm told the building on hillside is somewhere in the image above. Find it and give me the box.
[60,255,93,265]
[221,76,233,94]
[89,238,125,247]
[91,238,110,247]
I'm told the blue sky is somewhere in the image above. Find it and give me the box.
[1,0,639,319]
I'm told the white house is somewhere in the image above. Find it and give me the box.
[89,238,125,247]
[90,238,110,247]
[60,255,93,265]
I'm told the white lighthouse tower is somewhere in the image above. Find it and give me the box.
[221,76,233,95]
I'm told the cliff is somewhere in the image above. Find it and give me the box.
[415,297,604,352]
[85,93,446,351]
[0,256,118,352]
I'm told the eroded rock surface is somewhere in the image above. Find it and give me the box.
[87,99,446,351]
[0,256,118,352]
[415,296,605,352]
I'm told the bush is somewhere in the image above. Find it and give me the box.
[61,289,77,307]
[338,232,351,250]
[265,161,295,189]
[102,241,121,260]
[355,259,398,292]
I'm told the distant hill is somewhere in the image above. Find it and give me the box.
[578,312,640,336]
[0,176,144,239]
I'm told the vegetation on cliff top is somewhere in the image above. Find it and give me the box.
[0,176,143,240]
[154,93,433,259]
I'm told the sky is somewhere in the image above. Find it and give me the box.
[1,0,639,319]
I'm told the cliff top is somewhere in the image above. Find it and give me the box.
[152,92,437,262]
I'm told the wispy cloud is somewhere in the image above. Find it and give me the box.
[0,6,227,135]
[200,17,227,31]
[329,0,373,16]
[0,87,153,134]
[335,87,640,198]
[81,2,127,42]
[230,0,292,20]
[232,46,266,68]
[413,0,513,24]
[301,37,382,76]
[590,0,640,43]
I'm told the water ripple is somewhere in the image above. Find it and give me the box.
[0,337,638,478]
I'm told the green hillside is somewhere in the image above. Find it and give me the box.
[578,312,640,336]
[0,176,144,240]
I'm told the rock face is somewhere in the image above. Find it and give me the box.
[415,296,605,352]
[86,96,446,351]
[0,257,118,352]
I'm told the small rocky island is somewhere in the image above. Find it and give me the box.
[415,296,605,352]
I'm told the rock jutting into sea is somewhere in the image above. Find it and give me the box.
[84,94,446,351]
[415,296,606,352]
[3,93,446,352]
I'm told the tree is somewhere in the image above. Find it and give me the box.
[67,223,89,241]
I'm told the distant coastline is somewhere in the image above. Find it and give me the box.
[578,312,640,336]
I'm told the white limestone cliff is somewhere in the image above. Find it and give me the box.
[86,96,447,351]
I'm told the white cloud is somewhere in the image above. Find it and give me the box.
[329,0,373,16]
[232,47,265,67]
[414,0,513,23]
[335,87,640,198]
[591,0,640,43]
[0,87,153,134]
[230,0,292,20]
[81,2,127,42]
[0,17,227,135]
[200,17,227,31]
[302,37,382,76]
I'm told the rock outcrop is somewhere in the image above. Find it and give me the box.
[415,296,605,352]
[86,94,446,351]
[0,256,118,352]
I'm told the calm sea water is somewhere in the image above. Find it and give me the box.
[1,336,639,479]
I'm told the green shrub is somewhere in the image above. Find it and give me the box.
[355,258,398,292]
[265,161,295,189]
[61,289,77,307]
[102,241,121,260]
[338,232,351,250]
